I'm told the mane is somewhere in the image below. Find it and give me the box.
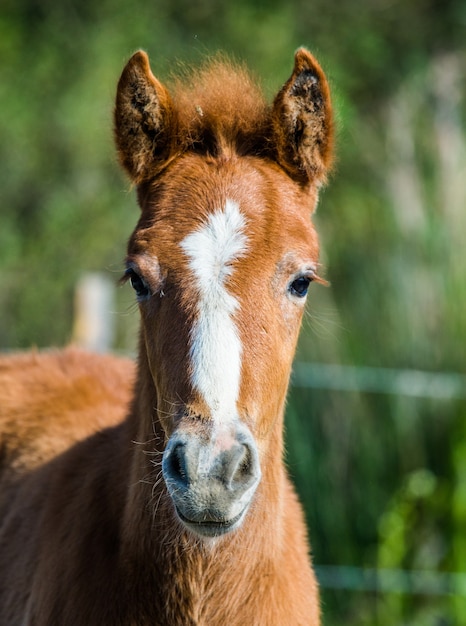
[170,56,271,157]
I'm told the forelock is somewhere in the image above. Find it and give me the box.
[170,56,270,157]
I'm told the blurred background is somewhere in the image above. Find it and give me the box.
[1,0,466,623]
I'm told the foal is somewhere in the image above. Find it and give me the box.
[0,47,333,625]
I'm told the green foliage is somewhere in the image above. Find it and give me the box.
[1,1,466,623]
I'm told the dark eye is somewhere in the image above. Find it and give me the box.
[289,276,312,298]
[126,268,151,300]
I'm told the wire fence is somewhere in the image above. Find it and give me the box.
[315,565,466,597]
[292,361,466,597]
[292,362,466,400]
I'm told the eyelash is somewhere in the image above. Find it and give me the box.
[288,269,328,299]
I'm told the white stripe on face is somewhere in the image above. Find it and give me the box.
[180,199,248,423]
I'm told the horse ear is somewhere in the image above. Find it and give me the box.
[272,48,334,185]
[114,51,176,183]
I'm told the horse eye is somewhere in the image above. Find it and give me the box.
[126,268,151,300]
[289,276,311,298]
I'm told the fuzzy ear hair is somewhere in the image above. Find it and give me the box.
[272,48,334,185]
[114,51,177,183]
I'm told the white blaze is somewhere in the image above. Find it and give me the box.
[180,199,248,422]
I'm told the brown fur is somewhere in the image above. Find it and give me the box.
[0,49,333,624]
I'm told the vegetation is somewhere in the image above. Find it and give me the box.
[1,0,465,623]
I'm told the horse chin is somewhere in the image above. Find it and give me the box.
[175,505,249,539]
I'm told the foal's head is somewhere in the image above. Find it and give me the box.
[115,49,333,538]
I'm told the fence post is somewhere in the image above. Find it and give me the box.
[72,272,115,353]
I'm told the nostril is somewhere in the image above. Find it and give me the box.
[230,443,257,489]
[166,443,188,486]
[237,445,252,479]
